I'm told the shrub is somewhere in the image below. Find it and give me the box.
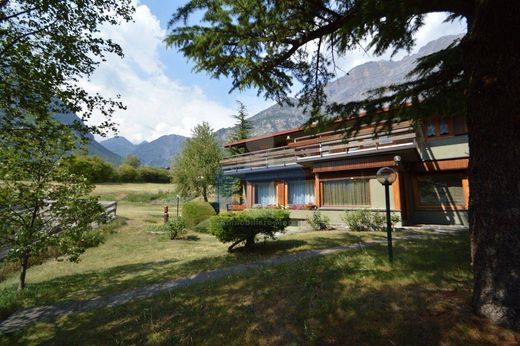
[306,211,331,231]
[343,209,400,232]
[163,217,187,239]
[137,166,171,183]
[193,218,211,233]
[209,209,290,252]
[182,201,216,228]
[117,164,138,182]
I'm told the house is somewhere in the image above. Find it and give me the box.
[220,114,469,226]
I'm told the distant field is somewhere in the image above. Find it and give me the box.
[92,183,175,201]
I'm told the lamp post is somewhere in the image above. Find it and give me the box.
[376,166,397,262]
[176,195,180,217]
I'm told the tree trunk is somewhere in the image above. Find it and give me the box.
[463,0,520,330]
[18,254,29,290]
[202,185,208,202]
[244,236,255,250]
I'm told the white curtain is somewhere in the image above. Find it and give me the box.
[288,180,315,204]
[255,182,275,205]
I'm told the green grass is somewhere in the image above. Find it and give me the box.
[92,183,176,201]
[2,232,519,345]
[2,183,517,344]
[0,186,389,320]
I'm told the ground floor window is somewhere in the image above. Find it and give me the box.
[287,180,314,205]
[415,173,466,208]
[254,182,275,206]
[322,178,370,206]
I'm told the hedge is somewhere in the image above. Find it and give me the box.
[182,201,216,228]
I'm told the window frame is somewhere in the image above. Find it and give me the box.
[412,172,469,210]
[320,176,372,208]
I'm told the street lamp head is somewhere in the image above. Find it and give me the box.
[376,167,397,185]
[393,155,402,165]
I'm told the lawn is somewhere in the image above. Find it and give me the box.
[2,232,519,345]
[0,184,388,320]
[1,183,518,344]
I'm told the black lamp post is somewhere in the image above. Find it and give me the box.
[376,166,397,262]
[176,195,180,217]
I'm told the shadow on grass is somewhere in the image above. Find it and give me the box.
[4,231,516,345]
[0,233,359,321]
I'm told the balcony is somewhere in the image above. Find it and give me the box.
[221,121,419,175]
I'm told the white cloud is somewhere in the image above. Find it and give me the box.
[333,13,467,73]
[82,1,235,143]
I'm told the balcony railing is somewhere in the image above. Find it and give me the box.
[221,122,418,173]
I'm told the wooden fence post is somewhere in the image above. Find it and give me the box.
[163,205,169,224]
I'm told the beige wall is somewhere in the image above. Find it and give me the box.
[419,135,469,161]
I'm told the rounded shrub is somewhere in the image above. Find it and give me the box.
[209,209,290,252]
[182,200,216,228]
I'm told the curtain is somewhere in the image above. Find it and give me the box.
[322,179,370,206]
[288,180,314,204]
[254,182,275,205]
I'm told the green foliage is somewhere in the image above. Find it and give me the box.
[209,209,290,251]
[123,155,141,168]
[116,164,139,183]
[1,0,134,139]
[171,122,223,201]
[182,201,216,228]
[162,217,187,240]
[0,117,107,289]
[65,155,116,183]
[306,211,331,231]
[124,191,174,203]
[193,218,211,233]
[166,1,467,134]
[136,166,170,183]
[229,101,253,145]
[343,209,400,232]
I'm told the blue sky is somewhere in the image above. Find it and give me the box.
[85,1,467,143]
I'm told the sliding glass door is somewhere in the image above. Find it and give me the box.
[254,182,275,206]
[287,180,315,205]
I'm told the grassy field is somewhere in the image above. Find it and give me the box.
[0,183,387,320]
[1,183,518,344]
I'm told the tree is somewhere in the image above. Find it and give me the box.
[171,122,223,202]
[226,101,253,203]
[229,101,253,145]
[166,1,520,329]
[123,154,141,168]
[66,156,116,183]
[0,117,106,290]
[1,0,133,138]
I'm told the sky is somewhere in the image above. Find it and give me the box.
[85,1,467,144]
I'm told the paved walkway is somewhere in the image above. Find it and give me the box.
[0,229,465,334]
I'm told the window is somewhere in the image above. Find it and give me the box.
[439,119,449,135]
[322,179,370,206]
[254,182,275,206]
[426,120,437,137]
[288,180,314,205]
[416,174,466,208]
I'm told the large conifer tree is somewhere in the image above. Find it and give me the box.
[166,1,520,329]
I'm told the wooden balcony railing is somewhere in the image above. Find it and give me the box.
[221,122,418,173]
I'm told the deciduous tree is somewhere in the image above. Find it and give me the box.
[171,122,223,202]
[166,0,520,329]
[0,117,106,290]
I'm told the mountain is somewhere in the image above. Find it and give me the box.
[132,134,187,168]
[100,136,136,158]
[53,111,122,164]
[100,134,187,168]
[216,34,463,142]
